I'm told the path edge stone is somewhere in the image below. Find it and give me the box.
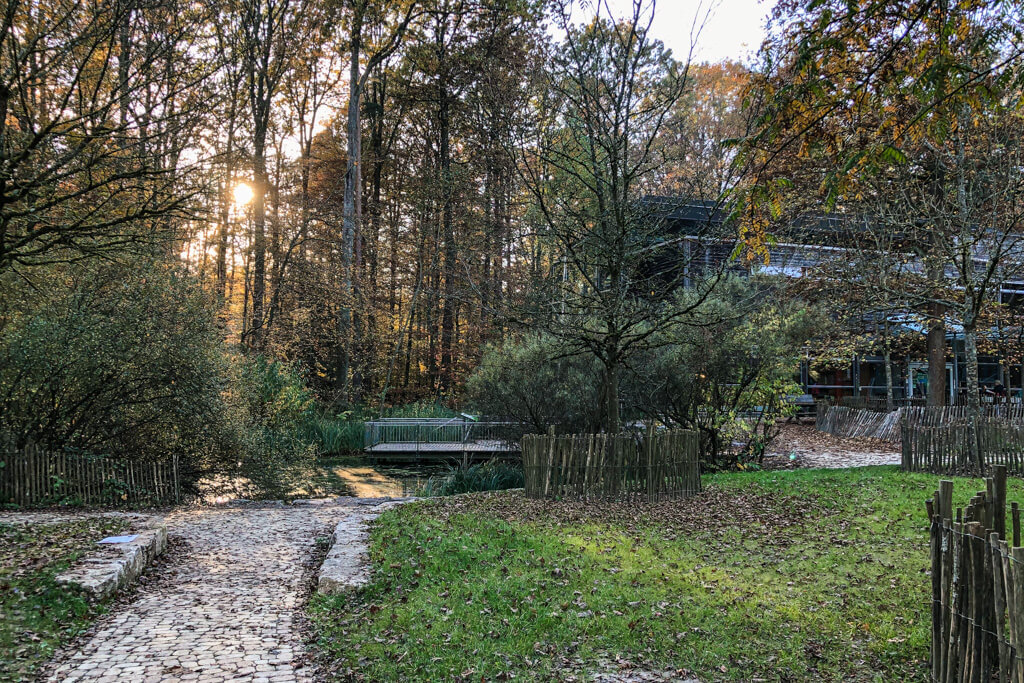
[56,521,167,600]
[317,499,416,595]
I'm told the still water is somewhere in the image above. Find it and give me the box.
[200,459,450,503]
[301,458,448,498]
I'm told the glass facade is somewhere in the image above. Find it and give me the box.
[800,349,1024,404]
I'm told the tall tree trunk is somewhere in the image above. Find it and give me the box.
[438,74,456,391]
[926,297,947,405]
[216,131,235,302]
[216,67,240,303]
[389,207,399,316]
[337,9,364,396]
[883,318,894,412]
[963,321,985,474]
[603,359,620,433]
[964,322,980,418]
[360,74,387,400]
[250,133,267,349]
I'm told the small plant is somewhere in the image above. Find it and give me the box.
[101,477,130,502]
[418,460,524,497]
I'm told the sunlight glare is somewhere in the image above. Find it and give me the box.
[233,182,254,207]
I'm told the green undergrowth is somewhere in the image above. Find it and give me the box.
[0,517,129,682]
[309,467,1024,682]
[419,460,525,497]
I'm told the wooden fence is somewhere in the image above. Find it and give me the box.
[521,430,700,502]
[925,466,1024,683]
[0,442,180,507]
[818,405,1024,444]
[908,405,1024,426]
[903,420,1024,477]
[817,405,905,441]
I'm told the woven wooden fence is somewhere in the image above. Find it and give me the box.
[521,430,700,502]
[903,419,1024,477]
[0,442,180,506]
[925,466,1024,683]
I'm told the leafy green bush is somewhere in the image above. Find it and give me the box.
[465,333,602,434]
[418,460,524,497]
[237,356,316,430]
[0,260,231,483]
[0,260,369,501]
[623,277,819,470]
[465,278,819,472]
[229,356,319,498]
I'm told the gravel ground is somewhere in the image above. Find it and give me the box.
[764,422,900,469]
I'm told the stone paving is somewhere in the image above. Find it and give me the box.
[44,500,392,683]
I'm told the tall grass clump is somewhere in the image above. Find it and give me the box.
[419,460,524,497]
[305,414,364,454]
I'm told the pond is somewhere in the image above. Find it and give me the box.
[296,457,451,498]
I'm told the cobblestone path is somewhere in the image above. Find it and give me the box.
[46,503,359,683]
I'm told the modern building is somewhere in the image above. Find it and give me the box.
[647,197,1024,404]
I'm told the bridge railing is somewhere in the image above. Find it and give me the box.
[363,419,525,449]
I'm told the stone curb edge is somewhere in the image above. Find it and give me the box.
[317,499,417,595]
[56,522,168,601]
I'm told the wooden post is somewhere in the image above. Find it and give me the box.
[173,453,180,505]
[645,424,655,504]
[902,419,910,470]
[945,519,963,683]
[1011,546,1024,683]
[542,427,556,498]
[931,513,944,679]
[991,532,1009,683]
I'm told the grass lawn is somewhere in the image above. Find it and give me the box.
[308,466,1024,682]
[0,517,129,682]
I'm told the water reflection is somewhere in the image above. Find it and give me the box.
[329,465,418,497]
[198,458,453,502]
[307,458,449,498]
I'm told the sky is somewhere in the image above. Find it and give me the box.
[600,0,776,64]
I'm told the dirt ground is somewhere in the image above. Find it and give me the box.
[764,422,900,469]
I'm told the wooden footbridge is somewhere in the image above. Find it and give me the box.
[363,418,522,462]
